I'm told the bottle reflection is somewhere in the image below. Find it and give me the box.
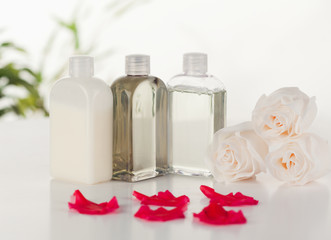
[209,179,269,239]
[130,177,171,240]
[50,179,132,240]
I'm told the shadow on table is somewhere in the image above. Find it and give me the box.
[260,182,329,240]
[50,178,173,240]
[206,179,269,239]
[195,180,329,240]
[50,179,133,240]
[212,177,269,203]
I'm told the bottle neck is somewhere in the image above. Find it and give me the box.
[126,73,149,77]
[69,70,93,78]
[184,70,207,76]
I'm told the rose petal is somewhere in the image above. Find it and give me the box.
[134,205,186,222]
[200,185,258,206]
[193,202,246,225]
[252,87,317,144]
[133,190,190,207]
[266,133,331,185]
[68,190,119,215]
[207,122,267,183]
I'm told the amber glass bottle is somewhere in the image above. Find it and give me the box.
[111,54,168,182]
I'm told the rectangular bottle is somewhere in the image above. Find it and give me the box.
[168,53,226,177]
[50,56,113,184]
[111,55,168,182]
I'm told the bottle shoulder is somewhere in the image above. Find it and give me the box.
[50,77,112,105]
[111,75,166,92]
[167,74,226,93]
[52,77,110,93]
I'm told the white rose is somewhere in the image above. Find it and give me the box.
[207,122,268,182]
[266,133,330,185]
[252,87,317,143]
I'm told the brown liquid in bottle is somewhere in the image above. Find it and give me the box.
[111,75,168,182]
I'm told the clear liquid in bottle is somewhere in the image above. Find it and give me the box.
[168,53,226,177]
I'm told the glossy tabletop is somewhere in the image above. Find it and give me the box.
[0,119,330,240]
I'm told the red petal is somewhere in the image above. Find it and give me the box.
[68,190,119,215]
[200,185,258,206]
[134,205,186,222]
[133,190,190,207]
[193,202,246,225]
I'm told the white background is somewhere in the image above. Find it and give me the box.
[1,2,331,239]
[1,0,330,137]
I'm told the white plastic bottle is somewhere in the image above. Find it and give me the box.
[50,56,113,184]
[168,53,226,177]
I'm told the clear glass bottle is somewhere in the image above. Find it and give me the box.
[50,56,113,184]
[168,53,226,177]
[111,54,168,182]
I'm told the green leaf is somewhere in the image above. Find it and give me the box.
[0,107,12,117]
[56,19,80,49]
[0,42,26,53]
[9,104,25,117]
[22,68,43,84]
[0,38,48,119]
[0,64,39,96]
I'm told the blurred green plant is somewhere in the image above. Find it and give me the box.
[0,42,48,117]
[42,0,150,83]
[0,0,149,119]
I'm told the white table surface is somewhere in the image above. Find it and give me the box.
[0,118,331,240]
